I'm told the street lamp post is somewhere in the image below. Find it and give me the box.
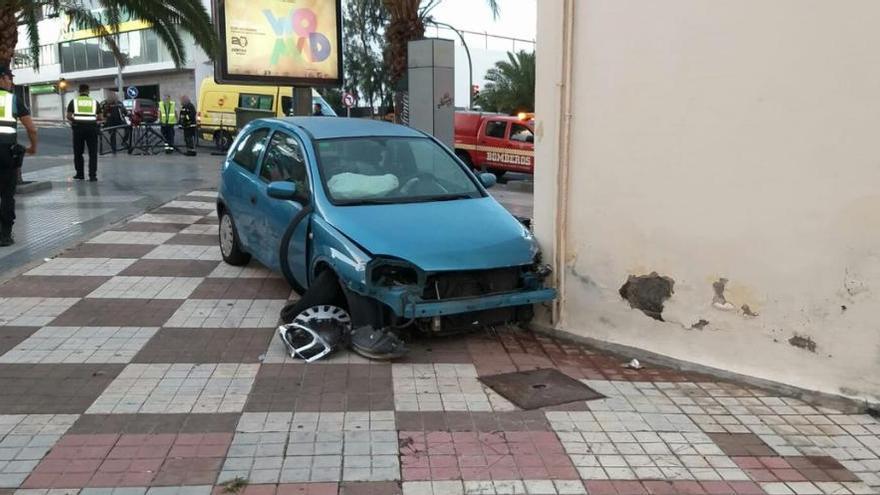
[428,20,473,110]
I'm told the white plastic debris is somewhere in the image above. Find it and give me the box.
[623,358,643,370]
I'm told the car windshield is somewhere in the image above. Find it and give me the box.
[315,136,482,205]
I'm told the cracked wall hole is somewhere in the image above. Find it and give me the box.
[619,272,675,321]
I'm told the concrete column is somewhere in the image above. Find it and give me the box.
[407,38,455,147]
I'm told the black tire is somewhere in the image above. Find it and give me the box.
[219,210,250,266]
[492,170,507,180]
[214,130,233,151]
[280,270,346,323]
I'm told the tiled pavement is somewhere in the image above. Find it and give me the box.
[0,191,878,495]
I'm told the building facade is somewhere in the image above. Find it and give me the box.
[12,1,211,119]
[534,0,880,405]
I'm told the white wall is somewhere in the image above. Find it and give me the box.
[534,0,880,403]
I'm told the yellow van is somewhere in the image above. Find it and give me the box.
[197,78,337,150]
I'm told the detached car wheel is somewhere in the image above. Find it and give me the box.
[219,210,250,265]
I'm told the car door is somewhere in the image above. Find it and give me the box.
[507,122,535,173]
[253,130,312,287]
[221,127,270,250]
[478,119,510,171]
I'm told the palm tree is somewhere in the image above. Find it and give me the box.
[382,0,498,119]
[0,0,217,70]
[477,50,535,115]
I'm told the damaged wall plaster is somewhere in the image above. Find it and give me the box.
[789,334,818,353]
[618,272,674,321]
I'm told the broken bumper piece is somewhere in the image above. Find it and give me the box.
[394,288,557,319]
[277,323,336,363]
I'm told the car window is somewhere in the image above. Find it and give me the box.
[230,128,270,173]
[485,121,508,139]
[510,124,533,143]
[315,136,481,204]
[260,132,310,198]
[281,96,292,116]
[239,93,273,111]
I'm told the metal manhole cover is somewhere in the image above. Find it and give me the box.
[479,368,605,410]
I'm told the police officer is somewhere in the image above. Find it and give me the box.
[0,65,38,246]
[158,94,176,153]
[66,84,101,181]
[178,95,197,155]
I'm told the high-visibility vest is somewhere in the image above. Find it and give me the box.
[0,90,16,144]
[73,95,98,123]
[159,101,177,125]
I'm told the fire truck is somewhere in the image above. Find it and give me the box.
[454,111,535,178]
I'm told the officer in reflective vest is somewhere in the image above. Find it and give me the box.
[0,65,38,247]
[159,94,177,153]
[66,84,101,181]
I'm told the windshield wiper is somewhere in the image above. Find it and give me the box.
[414,194,475,202]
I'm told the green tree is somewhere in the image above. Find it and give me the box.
[477,50,535,114]
[0,0,218,69]
[343,0,391,113]
[382,0,498,85]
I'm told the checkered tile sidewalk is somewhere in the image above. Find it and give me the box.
[0,190,878,495]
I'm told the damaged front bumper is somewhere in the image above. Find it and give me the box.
[396,288,557,318]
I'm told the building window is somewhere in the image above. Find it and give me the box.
[59,29,189,73]
[12,44,58,69]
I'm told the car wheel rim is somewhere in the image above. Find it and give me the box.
[220,214,234,258]
[293,305,352,330]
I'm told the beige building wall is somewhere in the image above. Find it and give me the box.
[534,0,880,403]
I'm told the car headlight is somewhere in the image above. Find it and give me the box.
[369,260,420,286]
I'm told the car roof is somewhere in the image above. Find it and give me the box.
[267,117,427,140]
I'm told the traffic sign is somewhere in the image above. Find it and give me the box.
[342,93,355,108]
[126,86,139,99]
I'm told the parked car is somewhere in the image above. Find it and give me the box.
[217,117,555,348]
[454,111,535,178]
[122,98,158,124]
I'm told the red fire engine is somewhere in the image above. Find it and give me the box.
[454,111,535,178]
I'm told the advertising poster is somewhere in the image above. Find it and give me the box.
[215,0,342,86]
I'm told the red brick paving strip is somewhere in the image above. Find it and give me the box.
[23,433,232,488]
[211,484,339,495]
[49,299,183,327]
[0,327,39,356]
[190,278,293,299]
[0,363,124,414]
[165,234,217,246]
[114,222,190,233]
[395,411,550,432]
[120,259,221,277]
[68,413,241,435]
[245,364,394,412]
[399,430,577,481]
[133,328,274,364]
[0,276,111,297]
[59,243,157,258]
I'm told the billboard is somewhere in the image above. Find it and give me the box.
[214,0,342,86]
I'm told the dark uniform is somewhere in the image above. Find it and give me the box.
[67,95,101,180]
[179,100,197,153]
[0,85,30,244]
[103,99,129,153]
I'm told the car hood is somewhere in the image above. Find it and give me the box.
[321,197,537,272]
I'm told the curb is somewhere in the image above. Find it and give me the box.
[16,180,52,194]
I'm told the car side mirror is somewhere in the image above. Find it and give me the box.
[267,181,297,200]
[479,173,497,189]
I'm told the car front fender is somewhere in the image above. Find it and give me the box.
[308,216,371,291]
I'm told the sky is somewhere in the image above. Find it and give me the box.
[424,0,537,105]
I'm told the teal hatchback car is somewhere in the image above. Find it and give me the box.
[217,118,555,357]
